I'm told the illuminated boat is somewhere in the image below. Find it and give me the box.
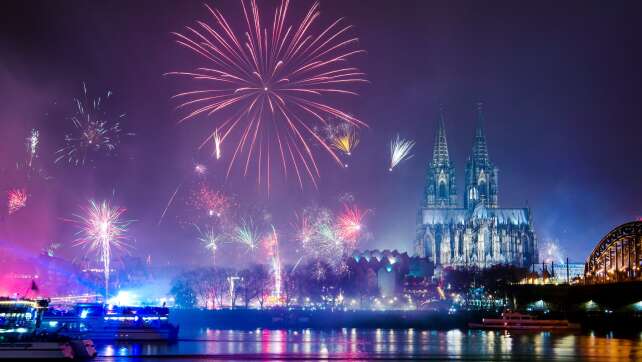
[0,298,96,360]
[43,303,179,341]
[468,312,580,331]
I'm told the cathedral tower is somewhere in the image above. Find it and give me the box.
[424,109,457,208]
[416,103,537,269]
[464,103,499,209]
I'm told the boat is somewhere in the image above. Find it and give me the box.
[0,297,96,360]
[43,303,179,341]
[468,311,581,331]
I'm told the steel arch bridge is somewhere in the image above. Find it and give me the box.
[584,221,642,283]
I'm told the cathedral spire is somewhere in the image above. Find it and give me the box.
[424,106,457,208]
[471,102,490,164]
[464,102,499,209]
[431,106,450,166]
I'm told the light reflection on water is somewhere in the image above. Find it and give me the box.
[95,328,642,361]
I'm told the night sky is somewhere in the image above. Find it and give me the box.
[1,0,641,266]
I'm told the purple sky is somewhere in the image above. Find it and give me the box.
[1,0,641,266]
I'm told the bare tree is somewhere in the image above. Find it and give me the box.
[238,264,269,308]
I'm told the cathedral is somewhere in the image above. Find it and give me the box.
[415,104,538,269]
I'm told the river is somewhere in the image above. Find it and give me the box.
[94,327,642,361]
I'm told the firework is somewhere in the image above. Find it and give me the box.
[336,204,366,246]
[263,225,282,300]
[26,129,39,168]
[44,242,61,257]
[158,162,216,226]
[330,123,359,156]
[56,83,132,166]
[194,163,208,175]
[389,134,415,171]
[195,225,223,264]
[294,212,314,245]
[233,218,260,252]
[169,0,367,188]
[213,129,222,160]
[73,200,132,300]
[540,240,565,264]
[188,184,232,219]
[7,188,28,215]
[158,182,184,225]
[338,192,355,204]
[293,206,361,270]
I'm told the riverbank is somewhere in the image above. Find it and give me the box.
[172,308,485,329]
[170,308,642,333]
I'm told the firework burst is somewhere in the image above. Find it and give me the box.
[233,218,260,253]
[389,134,415,171]
[55,83,132,166]
[294,205,362,270]
[329,123,359,157]
[336,204,366,247]
[188,183,232,219]
[195,224,223,264]
[540,240,565,264]
[72,200,132,300]
[7,188,28,215]
[169,0,367,189]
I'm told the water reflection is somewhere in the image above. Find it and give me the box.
[94,328,642,361]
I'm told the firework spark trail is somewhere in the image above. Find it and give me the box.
[26,129,39,168]
[263,225,282,300]
[213,129,222,160]
[389,134,415,171]
[329,123,359,157]
[158,181,184,225]
[7,188,28,215]
[169,0,367,188]
[72,200,132,300]
[55,83,132,166]
[158,163,218,226]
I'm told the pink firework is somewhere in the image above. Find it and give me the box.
[189,184,232,218]
[169,0,367,189]
[72,200,132,300]
[336,204,366,246]
[7,188,28,215]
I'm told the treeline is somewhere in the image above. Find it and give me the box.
[170,259,380,309]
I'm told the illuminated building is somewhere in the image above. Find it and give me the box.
[416,104,538,269]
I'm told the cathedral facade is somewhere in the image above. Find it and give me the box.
[415,105,538,269]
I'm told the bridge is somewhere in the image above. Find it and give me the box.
[584,221,642,283]
[509,221,642,317]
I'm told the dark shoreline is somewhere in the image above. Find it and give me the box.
[170,308,642,335]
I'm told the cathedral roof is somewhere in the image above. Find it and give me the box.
[420,207,531,226]
[431,108,451,167]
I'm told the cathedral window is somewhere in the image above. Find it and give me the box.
[438,181,447,199]
[469,187,478,200]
